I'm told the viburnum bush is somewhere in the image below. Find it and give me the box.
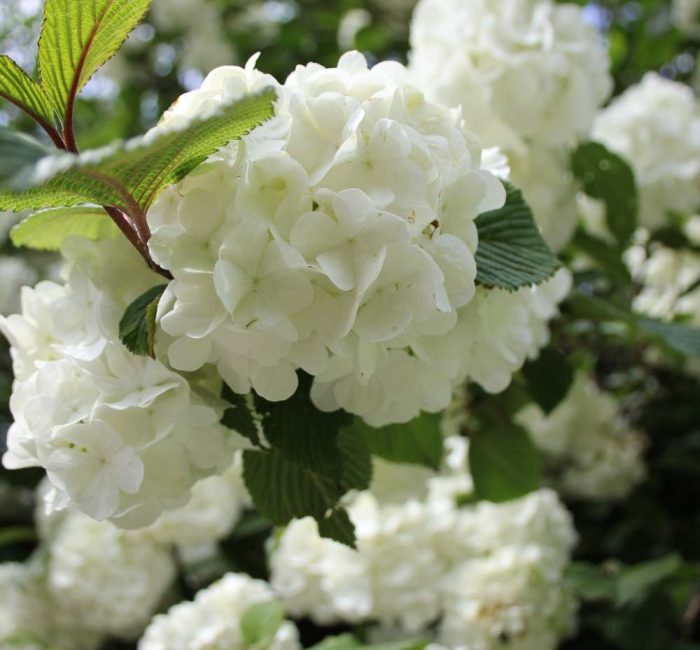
[0,1,699,649]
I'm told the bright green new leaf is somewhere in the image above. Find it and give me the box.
[309,635,428,650]
[615,553,682,607]
[350,413,444,470]
[10,206,117,250]
[0,127,52,190]
[0,89,277,218]
[469,418,542,502]
[38,0,152,132]
[0,56,56,135]
[571,141,638,249]
[119,284,167,357]
[475,182,560,291]
[240,601,285,646]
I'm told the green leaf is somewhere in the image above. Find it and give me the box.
[253,372,353,481]
[475,182,561,291]
[572,229,633,287]
[569,292,700,357]
[221,386,261,447]
[119,284,167,357]
[565,562,617,602]
[309,635,427,650]
[242,448,356,547]
[0,126,52,190]
[572,141,638,248]
[616,554,682,607]
[240,600,285,646]
[317,508,356,548]
[0,89,276,219]
[522,347,574,415]
[0,56,56,134]
[10,206,117,250]
[350,413,444,470]
[38,0,153,133]
[337,426,373,491]
[469,418,542,502]
[0,526,37,547]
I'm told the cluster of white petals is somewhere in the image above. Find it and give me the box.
[148,52,567,426]
[673,0,700,37]
[270,437,577,649]
[409,0,611,150]
[626,217,700,324]
[150,0,235,73]
[0,562,102,650]
[409,0,609,254]
[138,572,302,650]
[517,373,647,501]
[46,511,176,640]
[1,235,236,527]
[590,73,700,230]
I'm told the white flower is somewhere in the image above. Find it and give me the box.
[270,439,577,648]
[627,217,700,325]
[509,147,580,253]
[147,51,536,425]
[47,512,176,639]
[409,0,611,149]
[0,562,102,650]
[517,373,647,501]
[590,73,700,230]
[0,256,37,315]
[144,454,250,547]
[1,236,238,527]
[672,0,700,37]
[138,573,301,650]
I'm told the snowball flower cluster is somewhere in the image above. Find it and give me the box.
[148,51,567,426]
[139,572,301,650]
[673,0,700,37]
[517,373,647,501]
[270,437,577,649]
[0,235,236,527]
[150,0,235,73]
[627,217,700,324]
[590,73,700,230]
[46,512,176,640]
[409,0,611,149]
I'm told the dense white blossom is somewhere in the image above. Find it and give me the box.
[1,236,236,527]
[138,573,301,650]
[150,0,235,73]
[590,73,700,230]
[46,512,176,640]
[270,438,577,648]
[0,562,102,650]
[146,51,565,426]
[626,217,700,324]
[409,0,612,149]
[673,0,700,37]
[509,147,580,253]
[517,373,647,501]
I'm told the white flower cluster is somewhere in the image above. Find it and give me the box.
[150,0,235,74]
[409,0,611,253]
[0,235,236,527]
[409,0,611,150]
[590,73,700,230]
[148,51,567,426]
[270,437,578,649]
[626,217,700,325]
[0,562,102,650]
[139,572,302,650]
[517,373,647,501]
[673,0,700,37]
